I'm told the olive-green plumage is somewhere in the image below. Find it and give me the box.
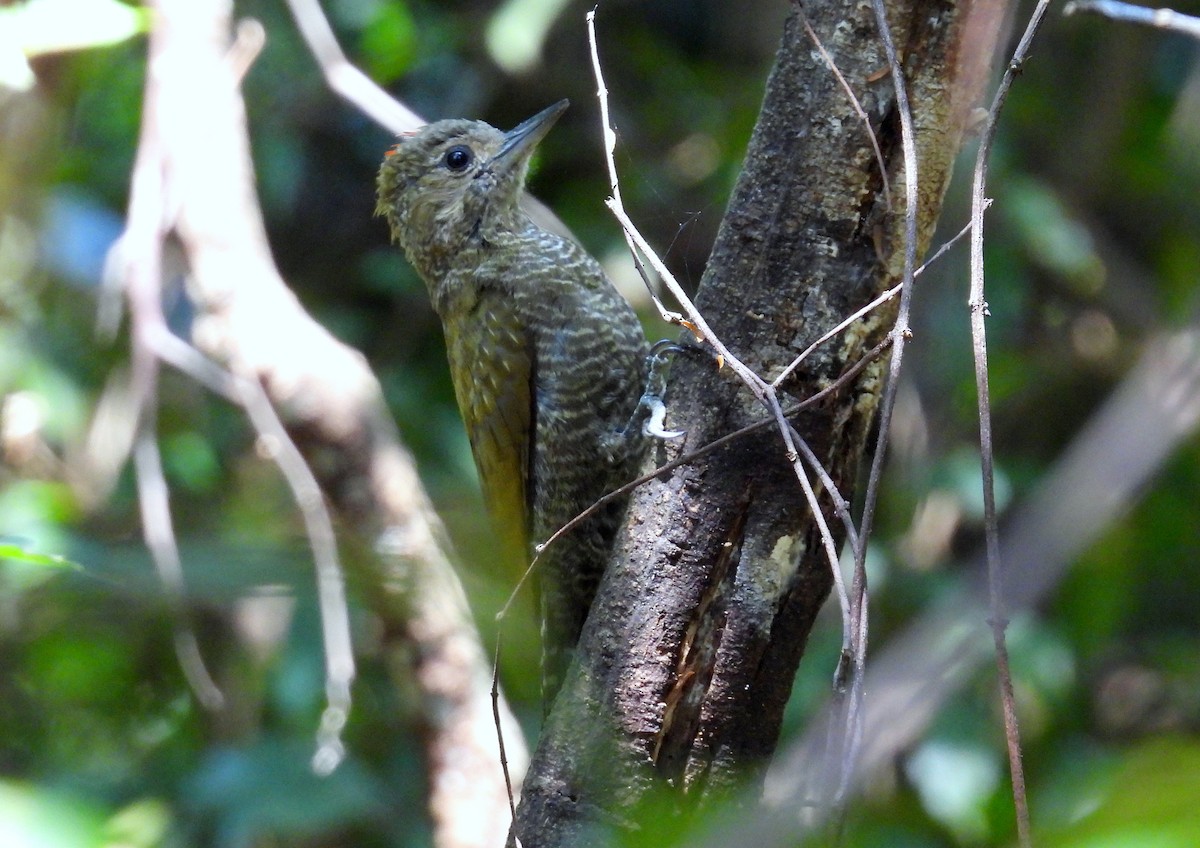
[376,101,647,706]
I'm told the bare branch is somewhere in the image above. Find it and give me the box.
[133,432,226,709]
[115,56,225,710]
[144,322,356,771]
[772,211,981,389]
[1064,0,1200,37]
[119,0,353,763]
[154,324,359,769]
[587,8,681,324]
[967,3,1053,843]
[283,0,422,134]
[237,371,355,773]
[860,0,919,588]
[125,2,525,844]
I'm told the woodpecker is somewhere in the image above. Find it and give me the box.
[376,100,650,706]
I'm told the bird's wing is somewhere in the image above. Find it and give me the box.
[445,296,533,566]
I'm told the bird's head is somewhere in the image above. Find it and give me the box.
[376,100,568,278]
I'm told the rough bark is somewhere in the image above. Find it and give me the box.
[511,0,1004,843]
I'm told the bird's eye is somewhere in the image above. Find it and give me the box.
[443,145,474,172]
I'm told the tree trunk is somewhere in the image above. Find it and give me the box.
[510,0,1004,842]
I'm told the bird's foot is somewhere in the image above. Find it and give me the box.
[631,339,687,440]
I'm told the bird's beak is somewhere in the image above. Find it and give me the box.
[493,99,569,168]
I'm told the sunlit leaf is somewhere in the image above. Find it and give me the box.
[1,0,149,58]
[105,798,172,848]
[0,781,106,848]
[0,538,80,571]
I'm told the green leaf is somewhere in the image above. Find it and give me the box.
[0,538,81,571]
[1042,738,1200,848]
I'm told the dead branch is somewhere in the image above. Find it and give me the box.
[1064,0,1200,37]
[127,2,526,845]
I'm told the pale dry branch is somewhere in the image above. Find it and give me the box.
[132,431,226,709]
[140,325,358,752]
[147,325,359,773]
[283,0,422,134]
[1065,0,1200,37]
[114,2,526,845]
[117,0,353,765]
[115,58,225,710]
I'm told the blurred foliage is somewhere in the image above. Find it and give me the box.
[1,0,1200,845]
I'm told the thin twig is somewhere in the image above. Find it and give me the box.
[859,0,919,618]
[152,295,359,770]
[1064,0,1200,37]
[767,390,853,638]
[775,284,902,391]
[143,325,240,400]
[968,3,1052,845]
[499,334,893,622]
[491,636,518,823]
[589,9,773,405]
[133,432,226,708]
[283,0,422,135]
[235,376,355,776]
[821,0,924,819]
[773,211,982,389]
[142,320,357,772]
[799,11,892,210]
[117,53,225,710]
[586,8,680,325]
[604,201,766,395]
[790,424,859,554]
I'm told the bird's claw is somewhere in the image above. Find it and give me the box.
[642,397,685,440]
